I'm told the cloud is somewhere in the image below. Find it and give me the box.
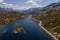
[25,0,42,7]
[0,0,4,3]
[2,2,31,10]
[13,6,31,10]
[3,3,13,6]
[1,0,42,10]
[2,2,13,8]
[34,0,42,1]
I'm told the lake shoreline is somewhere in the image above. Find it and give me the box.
[39,21,58,40]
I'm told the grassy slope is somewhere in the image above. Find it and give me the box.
[40,8,60,30]
[0,11,27,25]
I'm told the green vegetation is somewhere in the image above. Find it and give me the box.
[32,7,60,40]
[0,11,27,25]
[32,7,60,30]
[40,8,60,30]
[53,28,60,34]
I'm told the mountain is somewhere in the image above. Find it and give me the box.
[0,7,5,12]
[16,7,42,14]
[0,7,14,12]
[31,3,60,39]
[16,2,60,14]
[32,2,60,30]
[0,7,27,25]
[41,2,60,11]
[32,1,60,22]
[4,8,14,11]
[0,1,60,14]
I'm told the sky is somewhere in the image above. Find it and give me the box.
[0,0,60,10]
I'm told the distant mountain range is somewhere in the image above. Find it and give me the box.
[20,7,42,14]
[0,2,60,14]
[0,7,14,12]
[41,2,60,11]
[19,2,60,14]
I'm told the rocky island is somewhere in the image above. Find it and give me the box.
[12,25,25,34]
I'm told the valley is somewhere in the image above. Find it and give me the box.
[0,1,60,40]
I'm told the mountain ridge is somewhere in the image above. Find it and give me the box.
[0,1,60,14]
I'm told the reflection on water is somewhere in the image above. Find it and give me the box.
[0,17,52,40]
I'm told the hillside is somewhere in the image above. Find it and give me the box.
[40,7,60,27]
[31,4,60,39]
[0,9,27,25]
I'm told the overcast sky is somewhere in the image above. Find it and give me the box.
[0,0,60,10]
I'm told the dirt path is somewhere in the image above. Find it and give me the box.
[50,26,60,31]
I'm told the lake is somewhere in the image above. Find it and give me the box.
[0,17,52,40]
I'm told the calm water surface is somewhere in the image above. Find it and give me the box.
[0,17,52,40]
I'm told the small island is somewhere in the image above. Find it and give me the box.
[12,25,25,34]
